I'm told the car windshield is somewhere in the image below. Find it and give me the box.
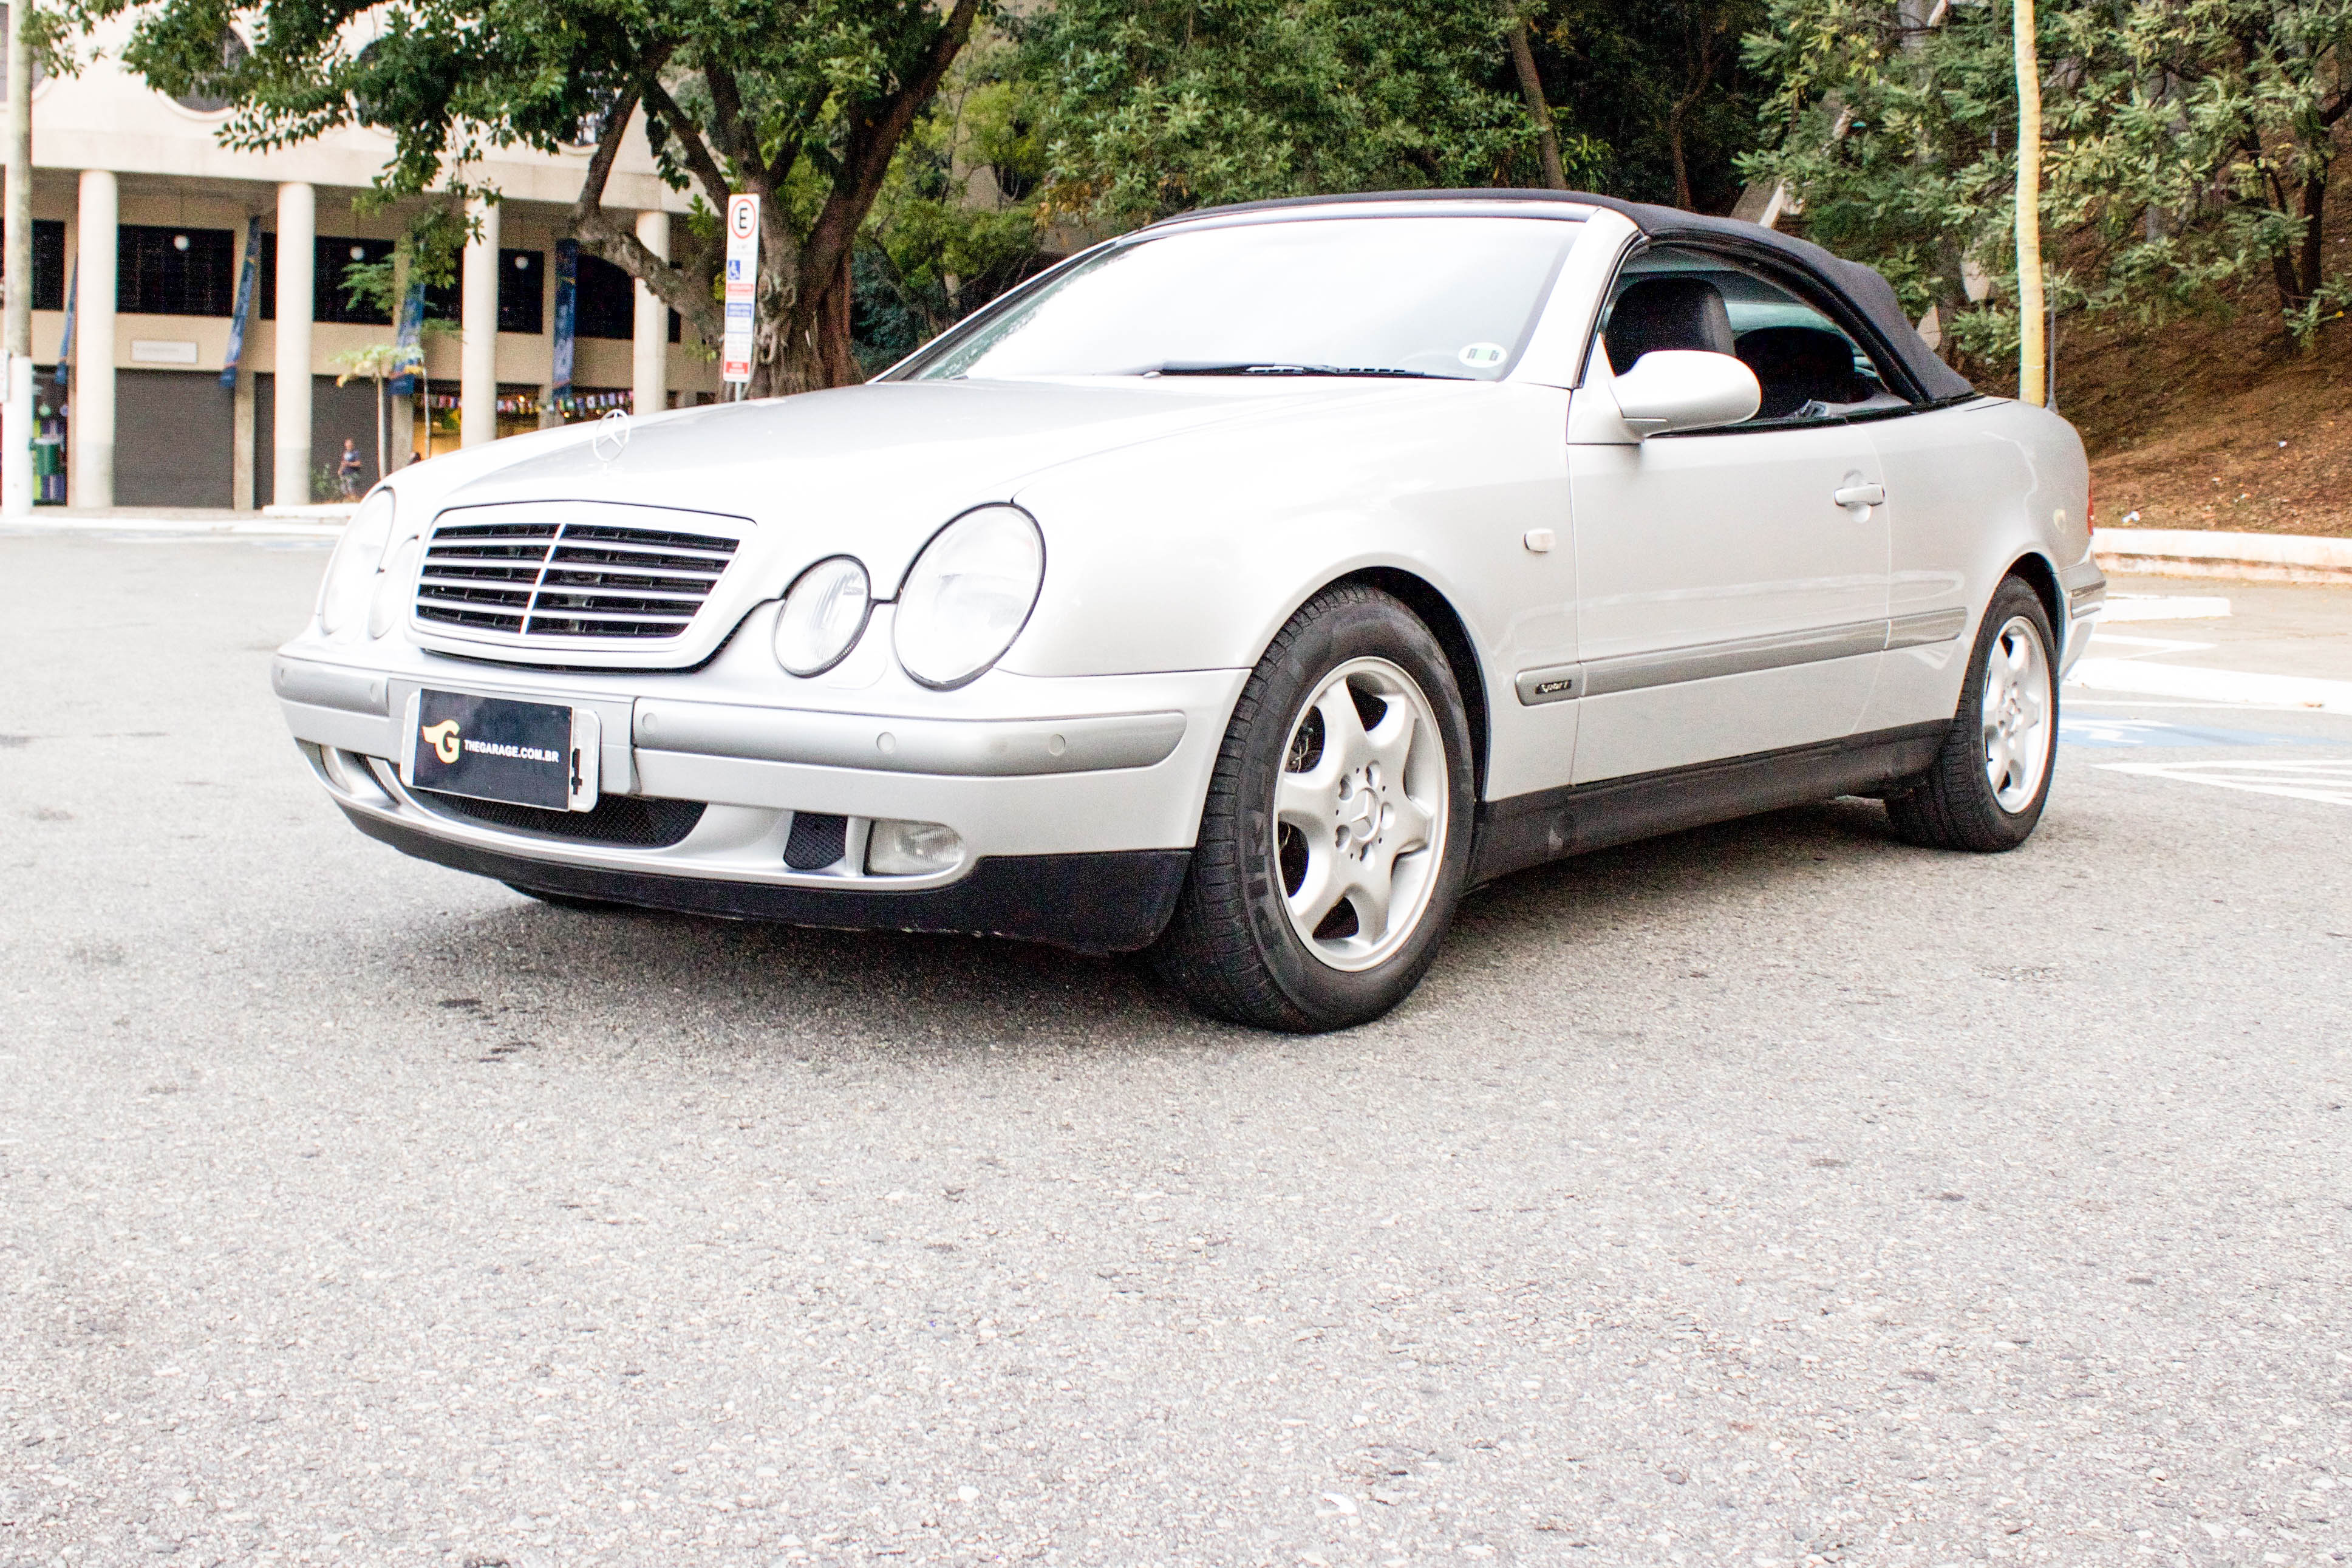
[904,216,1583,384]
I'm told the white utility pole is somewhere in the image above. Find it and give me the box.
[4,0,35,516]
[2013,0,2047,406]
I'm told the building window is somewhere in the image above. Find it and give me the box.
[574,253,635,339]
[315,236,396,324]
[1,219,66,310]
[499,249,544,335]
[169,29,248,114]
[117,225,237,316]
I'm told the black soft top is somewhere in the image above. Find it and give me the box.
[1167,189,1975,404]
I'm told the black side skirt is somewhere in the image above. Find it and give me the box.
[341,805,1192,955]
[1470,721,1949,884]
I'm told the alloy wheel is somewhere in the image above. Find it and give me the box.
[1980,613,2052,813]
[1272,656,1450,972]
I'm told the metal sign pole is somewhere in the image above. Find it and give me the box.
[722,194,757,397]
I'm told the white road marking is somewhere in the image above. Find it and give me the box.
[2100,595,2231,622]
[2069,658,2352,713]
[2085,632,2216,654]
[2097,759,2352,807]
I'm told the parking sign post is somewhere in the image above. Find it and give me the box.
[723,194,758,396]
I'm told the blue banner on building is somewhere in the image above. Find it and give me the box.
[55,264,75,393]
[551,239,578,408]
[219,216,263,389]
[390,279,426,396]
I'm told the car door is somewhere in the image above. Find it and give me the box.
[1567,407,1890,784]
[1563,250,1903,786]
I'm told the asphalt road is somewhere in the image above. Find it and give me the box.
[4,530,2350,1568]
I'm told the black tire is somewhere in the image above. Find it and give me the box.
[1151,584,1476,1031]
[503,882,630,913]
[1885,576,2059,852]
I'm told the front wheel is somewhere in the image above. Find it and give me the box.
[1885,576,2059,851]
[1151,585,1475,1031]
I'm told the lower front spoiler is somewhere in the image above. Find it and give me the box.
[343,805,1192,954]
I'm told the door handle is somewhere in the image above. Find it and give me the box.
[1833,482,1886,510]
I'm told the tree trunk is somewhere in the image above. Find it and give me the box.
[769,250,860,395]
[1506,19,1569,191]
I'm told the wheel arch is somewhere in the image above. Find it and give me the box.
[1331,566,1491,799]
[2004,549,2063,635]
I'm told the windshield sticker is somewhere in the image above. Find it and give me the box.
[1458,343,1507,369]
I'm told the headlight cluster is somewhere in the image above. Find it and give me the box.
[316,488,411,641]
[772,556,871,676]
[771,505,1044,689]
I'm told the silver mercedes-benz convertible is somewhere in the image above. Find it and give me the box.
[273,191,2102,1031]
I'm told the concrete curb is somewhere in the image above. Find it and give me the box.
[2094,527,2352,584]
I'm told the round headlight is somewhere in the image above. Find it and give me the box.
[891,505,1044,690]
[318,488,397,636]
[368,536,421,640]
[773,556,872,676]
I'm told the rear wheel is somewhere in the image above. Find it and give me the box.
[1886,577,2057,851]
[1151,585,1474,1031]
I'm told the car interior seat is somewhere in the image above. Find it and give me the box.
[1603,278,1735,375]
[1733,326,1870,419]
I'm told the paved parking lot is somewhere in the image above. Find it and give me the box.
[4,531,2349,1567]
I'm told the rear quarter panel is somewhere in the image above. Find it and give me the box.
[1861,398,2090,734]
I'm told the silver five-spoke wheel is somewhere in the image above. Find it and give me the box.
[1980,614,2051,813]
[1273,657,1449,971]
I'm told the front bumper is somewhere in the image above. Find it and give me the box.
[274,629,1246,953]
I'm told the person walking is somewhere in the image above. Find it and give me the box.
[337,438,364,499]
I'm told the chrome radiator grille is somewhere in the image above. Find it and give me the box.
[414,519,739,641]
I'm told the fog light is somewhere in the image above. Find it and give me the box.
[866,819,961,875]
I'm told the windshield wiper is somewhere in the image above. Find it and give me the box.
[1142,361,1464,380]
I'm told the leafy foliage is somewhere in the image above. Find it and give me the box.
[1742,0,2352,363]
[1026,0,1544,223]
[1532,0,1772,213]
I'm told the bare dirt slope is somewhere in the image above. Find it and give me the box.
[2054,278,2352,537]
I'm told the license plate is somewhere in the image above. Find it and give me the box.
[401,689,600,811]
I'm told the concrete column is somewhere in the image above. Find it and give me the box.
[4,0,36,517]
[631,209,669,417]
[72,169,117,509]
[459,195,499,448]
[273,180,314,507]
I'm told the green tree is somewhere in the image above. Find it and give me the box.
[854,26,1055,373]
[1743,0,2352,361]
[1027,0,1558,225]
[1529,0,1773,213]
[89,0,987,394]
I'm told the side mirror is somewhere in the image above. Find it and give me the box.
[1611,350,1761,437]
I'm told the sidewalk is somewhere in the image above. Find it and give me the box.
[0,505,350,538]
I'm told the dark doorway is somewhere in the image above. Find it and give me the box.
[256,373,392,506]
[117,368,234,507]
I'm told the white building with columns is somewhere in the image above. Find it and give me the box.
[15,18,718,510]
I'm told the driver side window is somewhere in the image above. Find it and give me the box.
[1601,249,1909,424]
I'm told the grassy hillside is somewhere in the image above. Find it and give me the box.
[2056,277,2352,538]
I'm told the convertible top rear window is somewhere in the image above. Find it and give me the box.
[903,216,1583,384]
